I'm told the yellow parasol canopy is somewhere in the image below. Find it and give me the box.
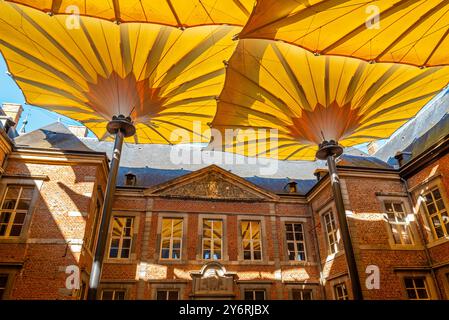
[211,39,449,160]
[238,0,449,67]
[0,1,240,144]
[5,0,255,27]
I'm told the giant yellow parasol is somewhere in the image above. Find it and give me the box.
[211,39,449,160]
[238,0,449,67]
[5,0,255,27]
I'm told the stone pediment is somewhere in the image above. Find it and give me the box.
[145,165,278,201]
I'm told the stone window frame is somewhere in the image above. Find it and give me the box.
[84,186,104,256]
[0,265,21,300]
[377,195,420,249]
[411,177,449,244]
[397,271,437,300]
[238,282,272,300]
[98,282,133,300]
[156,213,188,264]
[151,282,186,300]
[196,214,228,262]
[0,178,43,243]
[318,202,342,260]
[236,215,268,264]
[279,217,310,264]
[104,211,140,263]
[287,283,319,300]
[328,275,351,300]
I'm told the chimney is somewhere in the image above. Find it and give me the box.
[1,103,23,129]
[367,141,379,155]
[313,168,328,181]
[394,151,412,167]
[125,172,137,187]
[68,125,88,138]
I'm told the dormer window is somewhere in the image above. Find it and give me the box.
[125,173,137,186]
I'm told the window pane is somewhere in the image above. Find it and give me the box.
[0,212,11,224]
[406,289,417,299]
[241,221,250,240]
[156,291,167,300]
[120,248,130,259]
[168,291,179,300]
[161,219,172,238]
[253,250,262,260]
[16,200,30,211]
[161,248,170,259]
[9,224,22,237]
[254,290,265,300]
[393,203,404,213]
[101,291,114,300]
[244,291,254,300]
[432,189,441,200]
[286,232,294,240]
[13,212,26,224]
[114,291,125,300]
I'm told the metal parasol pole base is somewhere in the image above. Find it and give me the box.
[316,140,363,300]
[87,115,136,300]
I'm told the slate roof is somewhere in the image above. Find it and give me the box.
[14,122,94,153]
[375,89,449,164]
[12,122,392,195]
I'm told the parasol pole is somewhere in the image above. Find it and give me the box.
[87,115,136,300]
[316,140,363,300]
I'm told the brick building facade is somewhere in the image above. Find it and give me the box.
[0,104,449,300]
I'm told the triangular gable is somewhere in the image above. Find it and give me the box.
[145,165,279,201]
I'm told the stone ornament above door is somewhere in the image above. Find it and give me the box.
[190,262,237,299]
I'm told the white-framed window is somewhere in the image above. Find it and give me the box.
[285,223,306,261]
[422,187,449,239]
[334,283,349,300]
[101,289,126,300]
[202,219,223,260]
[292,289,312,300]
[156,290,179,300]
[0,274,8,300]
[241,221,262,260]
[323,211,339,255]
[404,277,430,300]
[160,218,183,260]
[108,216,133,259]
[384,201,413,245]
[0,185,34,238]
[244,289,265,300]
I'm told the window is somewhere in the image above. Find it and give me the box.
[334,283,349,300]
[202,219,222,260]
[323,211,339,255]
[88,195,103,252]
[0,185,34,238]
[108,216,133,259]
[156,290,179,300]
[0,274,8,300]
[404,277,430,300]
[292,289,312,300]
[160,218,183,260]
[101,289,125,300]
[241,221,262,260]
[422,187,449,239]
[384,201,413,245]
[285,223,306,261]
[244,289,265,300]
[77,281,87,300]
